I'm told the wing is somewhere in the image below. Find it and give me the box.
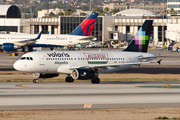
[12,31,42,46]
[78,36,96,41]
[70,61,151,70]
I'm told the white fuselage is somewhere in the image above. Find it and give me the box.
[13,51,156,74]
[0,34,92,47]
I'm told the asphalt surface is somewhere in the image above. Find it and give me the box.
[0,81,180,110]
[1,48,180,110]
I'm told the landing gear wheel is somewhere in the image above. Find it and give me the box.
[65,77,74,82]
[33,79,39,83]
[91,78,100,84]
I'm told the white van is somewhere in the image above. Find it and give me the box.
[86,42,103,48]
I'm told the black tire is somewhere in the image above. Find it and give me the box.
[65,77,74,82]
[33,79,36,83]
[65,77,70,82]
[91,78,100,84]
[33,79,38,83]
[69,77,74,82]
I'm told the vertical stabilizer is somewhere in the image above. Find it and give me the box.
[69,13,99,36]
[123,20,153,52]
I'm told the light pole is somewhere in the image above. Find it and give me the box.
[90,0,91,11]
[162,0,164,46]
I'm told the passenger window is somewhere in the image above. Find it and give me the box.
[30,57,33,60]
[74,58,76,60]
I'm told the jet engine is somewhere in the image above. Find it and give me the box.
[33,73,59,78]
[71,69,98,80]
[3,43,20,51]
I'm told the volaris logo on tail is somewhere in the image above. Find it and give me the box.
[133,28,149,49]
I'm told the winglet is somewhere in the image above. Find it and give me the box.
[157,59,162,65]
[36,31,42,39]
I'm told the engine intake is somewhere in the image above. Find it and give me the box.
[71,69,98,80]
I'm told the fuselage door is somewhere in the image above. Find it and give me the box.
[126,54,131,63]
[38,53,45,65]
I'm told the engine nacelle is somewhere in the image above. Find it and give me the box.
[33,73,59,78]
[71,69,98,80]
[3,43,20,51]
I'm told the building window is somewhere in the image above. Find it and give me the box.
[126,26,130,33]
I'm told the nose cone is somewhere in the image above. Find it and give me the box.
[13,61,22,71]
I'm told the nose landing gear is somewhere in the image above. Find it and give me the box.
[33,79,39,83]
[33,73,40,83]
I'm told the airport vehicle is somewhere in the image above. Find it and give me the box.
[13,20,160,84]
[86,42,104,48]
[0,13,99,52]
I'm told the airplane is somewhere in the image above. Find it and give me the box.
[0,13,99,52]
[13,20,160,84]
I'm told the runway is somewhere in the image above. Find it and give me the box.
[1,81,180,110]
[1,49,180,111]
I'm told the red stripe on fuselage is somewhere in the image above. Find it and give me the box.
[80,19,96,36]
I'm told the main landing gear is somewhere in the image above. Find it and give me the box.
[65,76,74,82]
[65,75,100,84]
[91,78,100,84]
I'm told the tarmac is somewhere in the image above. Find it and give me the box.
[0,48,180,111]
[0,81,180,110]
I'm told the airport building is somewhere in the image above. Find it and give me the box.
[30,9,170,47]
[1,5,180,48]
[0,5,30,33]
[103,2,165,14]
[167,0,180,11]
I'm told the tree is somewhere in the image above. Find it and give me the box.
[42,2,49,9]
[111,8,119,14]
[104,7,109,13]
[170,8,177,15]
[58,12,64,16]
[93,8,103,13]
[49,12,55,17]
[63,8,76,15]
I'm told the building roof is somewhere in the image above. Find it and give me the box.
[114,9,157,16]
[0,5,21,18]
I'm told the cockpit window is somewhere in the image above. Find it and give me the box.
[20,57,26,60]
[20,57,33,60]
